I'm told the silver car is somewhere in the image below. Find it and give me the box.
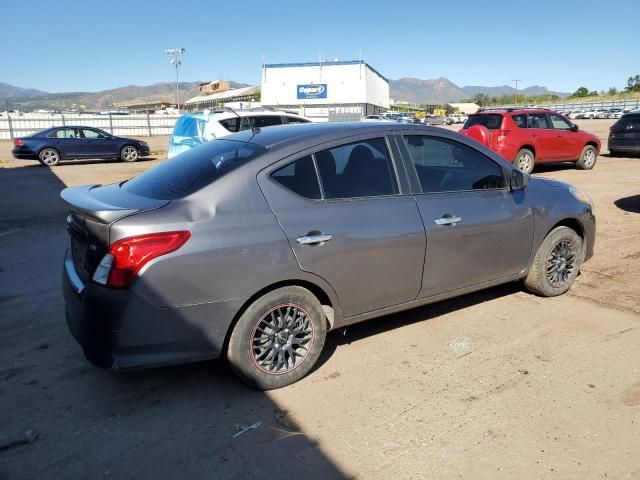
[62,122,596,389]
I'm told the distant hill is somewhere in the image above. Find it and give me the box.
[390,77,468,104]
[0,82,49,99]
[462,85,570,98]
[2,81,251,111]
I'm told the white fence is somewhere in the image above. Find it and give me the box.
[0,113,180,140]
[508,98,640,112]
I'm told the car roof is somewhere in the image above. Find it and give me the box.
[222,121,442,151]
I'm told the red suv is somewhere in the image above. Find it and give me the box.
[459,108,600,173]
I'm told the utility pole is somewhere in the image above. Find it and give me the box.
[513,79,522,105]
[165,48,186,111]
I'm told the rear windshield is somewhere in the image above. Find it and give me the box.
[122,140,267,200]
[463,114,504,130]
[172,115,206,139]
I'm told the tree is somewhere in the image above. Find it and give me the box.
[473,92,491,106]
[572,86,590,98]
[608,86,618,96]
[626,75,640,93]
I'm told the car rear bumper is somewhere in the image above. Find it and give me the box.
[608,139,640,154]
[62,249,245,370]
[12,146,37,159]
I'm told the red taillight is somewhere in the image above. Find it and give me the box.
[14,138,24,146]
[105,231,191,288]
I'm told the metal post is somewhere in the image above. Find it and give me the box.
[146,110,152,137]
[7,111,14,141]
[108,113,113,134]
[175,63,180,111]
[61,113,66,126]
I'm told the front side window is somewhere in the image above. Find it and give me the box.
[527,113,550,129]
[82,128,109,139]
[512,114,527,128]
[252,115,284,128]
[271,156,321,199]
[315,138,398,199]
[403,135,506,193]
[549,114,572,130]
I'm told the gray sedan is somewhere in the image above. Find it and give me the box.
[61,122,595,389]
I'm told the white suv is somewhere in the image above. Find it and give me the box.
[168,109,311,157]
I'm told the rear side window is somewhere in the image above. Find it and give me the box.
[48,128,80,138]
[271,156,321,199]
[315,138,398,199]
[219,117,252,132]
[403,135,505,193]
[122,140,267,200]
[463,114,503,130]
[284,116,311,124]
[252,115,284,128]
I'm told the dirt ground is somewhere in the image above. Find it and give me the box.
[1,120,639,479]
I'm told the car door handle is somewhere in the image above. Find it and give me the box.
[296,234,333,245]
[434,216,462,226]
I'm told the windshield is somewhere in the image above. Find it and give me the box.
[463,114,504,130]
[122,139,267,200]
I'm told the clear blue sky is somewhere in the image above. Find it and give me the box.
[2,0,638,94]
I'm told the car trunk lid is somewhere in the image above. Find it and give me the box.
[61,183,169,283]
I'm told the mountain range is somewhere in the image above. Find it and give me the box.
[0,78,569,111]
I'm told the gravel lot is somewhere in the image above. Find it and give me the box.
[1,120,639,479]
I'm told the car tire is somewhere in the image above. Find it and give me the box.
[514,148,535,174]
[227,286,327,390]
[524,226,583,297]
[120,145,139,162]
[38,148,60,166]
[576,145,597,170]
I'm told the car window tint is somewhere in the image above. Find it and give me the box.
[50,128,79,139]
[219,117,252,132]
[512,114,527,128]
[82,129,103,139]
[527,113,550,129]
[271,156,321,200]
[549,114,571,130]
[315,138,398,199]
[284,116,311,124]
[403,135,506,193]
[252,115,283,128]
[463,114,503,129]
[122,140,267,200]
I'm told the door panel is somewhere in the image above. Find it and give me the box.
[51,128,83,157]
[526,113,554,161]
[259,137,426,318]
[82,129,118,157]
[415,190,534,296]
[548,114,581,159]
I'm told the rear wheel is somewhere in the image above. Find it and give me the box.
[576,145,597,170]
[514,148,535,174]
[38,148,60,166]
[227,286,326,390]
[524,226,583,297]
[120,145,139,162]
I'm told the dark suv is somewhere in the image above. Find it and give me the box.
[609,113,640,156]
[459,108,601,173]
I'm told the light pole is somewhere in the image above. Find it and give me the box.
[165,48,186,111]
[513,79,521,106]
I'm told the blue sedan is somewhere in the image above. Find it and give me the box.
[12,126,150,166]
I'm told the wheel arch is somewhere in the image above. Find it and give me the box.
[221,278,337,355]
[518,144,536,158]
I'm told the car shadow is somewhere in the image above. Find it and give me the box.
[532,162,577,173]
[0,161,348,480]
[614,195,640,213]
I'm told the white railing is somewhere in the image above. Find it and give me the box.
[0,113,180,140]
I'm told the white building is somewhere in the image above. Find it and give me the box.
[260,60,389,122]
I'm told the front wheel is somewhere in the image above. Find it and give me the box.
[227,286,327,390]
[120,145,139,162]
[39,148,60,166]
[514,148,535,174]
[524,226,583,297]
[576,145,597,170]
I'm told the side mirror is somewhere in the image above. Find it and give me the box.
[570,124,579,132]
[510,169,529,191]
